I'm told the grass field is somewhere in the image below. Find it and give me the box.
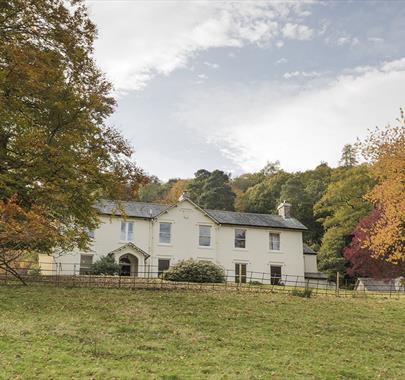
[0,286,404,379]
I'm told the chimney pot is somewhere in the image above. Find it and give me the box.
[178,192,190,202]
[277,200,292,218]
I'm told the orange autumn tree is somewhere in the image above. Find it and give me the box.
[0,0,145,281]
[0,197,60,284]
[163,179,191,204]
[359,110,405,264]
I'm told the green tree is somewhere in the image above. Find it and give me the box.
[260,160,281,177]
[91,255,120,275]
[237,172,291,213]
[0,0,144,279]
[314,165,375,275]
[232,172,265,193]
[187,170,235,210]
[339,144,358,167]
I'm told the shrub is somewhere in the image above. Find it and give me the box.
[27,268,41,277]
[291,288,313,298]
[91,255,120,275]
[163,259,225,283]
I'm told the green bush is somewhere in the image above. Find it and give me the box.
[163,259,225,283]
[291,288,313,298]
[91,255,120,275]
[27,268,41,277]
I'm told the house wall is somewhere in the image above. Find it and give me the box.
[44,199,306,279]
[216,226,305,281]
[303,254,318,273]
[150,200,217,270]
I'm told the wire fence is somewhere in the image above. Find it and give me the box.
[0,262,404,299]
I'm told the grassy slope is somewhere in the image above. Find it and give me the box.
[0,287,404,380]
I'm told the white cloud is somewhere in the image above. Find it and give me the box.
[275,57,288,64]
[368,36,384,43]
[276,40,284,48]
[86,1,314,92]
[337,36,359,46]
[283,70,322,79]
[174,58,405,173]
[204,61,220,69]
[282,23,314,40]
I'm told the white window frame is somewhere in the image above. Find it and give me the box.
[159,222,172,245]
[269,232,281,251]
[198,225,212,248]
[234,228,247,249]
[120,221,134,242]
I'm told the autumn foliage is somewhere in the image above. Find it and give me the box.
[358,111,405,265]
[344,209,405,278]
[0,0,145,280]
[0,196,60,283]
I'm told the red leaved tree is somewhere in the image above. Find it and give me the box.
[344,209,405,279]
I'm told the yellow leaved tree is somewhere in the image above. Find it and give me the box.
[359,110,405,264]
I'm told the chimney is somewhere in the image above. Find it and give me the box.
[178,192,190,202]
[277,200,292,219]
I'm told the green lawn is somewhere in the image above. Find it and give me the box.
[0,286,404,379]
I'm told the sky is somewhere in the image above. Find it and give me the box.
[86,0,405,180]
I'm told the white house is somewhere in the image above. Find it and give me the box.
[39,195,325,284]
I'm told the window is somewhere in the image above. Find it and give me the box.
[235,263,247,283]
[199,225,212,247]
[270,265,282,285]
[269,233,280,251]
[234,229,246,248]
[158,259,170,276]
[120,221,134,241]
[159,222,171,244]
[80,254,93,275]
[88,229,95,239]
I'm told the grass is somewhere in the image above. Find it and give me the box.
[0,286,404,379]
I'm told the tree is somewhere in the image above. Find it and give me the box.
[260,160,281,177]
[91,255,120,275]
[0,197,59,284]
[344,209,405,279]
[232,172,264,193]
[358,112,405,264]
[314,165,375,275]
[339,144,358,167]
[237,172,291,213]
[0,0,144,280]
[187,170,235,210]
[163,179,191,203]
[279,171,323,247]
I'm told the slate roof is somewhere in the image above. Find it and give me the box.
[205,209,307,230]
[95,199,169,219]
[303,243,317,255]
[95,199,307,231]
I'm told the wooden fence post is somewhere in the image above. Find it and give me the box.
[336,272,340,297]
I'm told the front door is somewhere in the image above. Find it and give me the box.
[235,263,247,284]
[120,257,131,276]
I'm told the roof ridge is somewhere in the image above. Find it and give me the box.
[205,208,280,218]
[99,199,171,207]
